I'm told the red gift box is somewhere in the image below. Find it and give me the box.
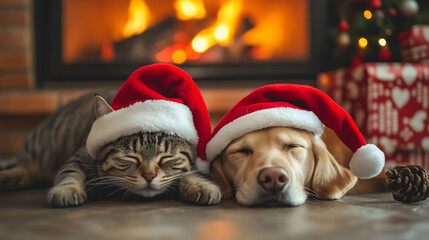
[399,25,429,64]
[319,63,429,170]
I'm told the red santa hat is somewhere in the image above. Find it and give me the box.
[204,84,385,179]
[86,64,211,170]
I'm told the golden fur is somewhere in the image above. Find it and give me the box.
[210,127,359,206]
[321,127,386,194]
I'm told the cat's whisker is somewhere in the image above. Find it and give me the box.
[107,185,132,198]
[85,176,130,192]
[163,184,178,195]
[122,186,136,199]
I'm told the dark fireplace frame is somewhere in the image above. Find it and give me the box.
[34,0,330,86]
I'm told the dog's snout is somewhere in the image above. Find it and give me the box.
[257,167,289,192]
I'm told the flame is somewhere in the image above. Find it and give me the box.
[172,49,187,64]
[191,0,243,53]
[156,44,193,64]
[101,42,114,62]
[175,0,206,20]
[192,28,216,53]
[213,0,242,44]
[122,0,150,38]
[242,11,284,58]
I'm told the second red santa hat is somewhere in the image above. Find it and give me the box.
[203,84,385,179]
[86,64,211,170]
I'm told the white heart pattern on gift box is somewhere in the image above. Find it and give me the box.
[402,64,418,86]
[375,64,395,81]
[392,87,410,109]
[423,27,429,43]
[351,66,364,82]
[409,110,427,132]
[347,81,359,100]
[380,137,397,156]
[422,137,429,151]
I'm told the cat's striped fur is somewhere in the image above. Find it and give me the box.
[0,91,221,207]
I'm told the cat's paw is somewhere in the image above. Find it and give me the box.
[47,184,87,208]
[180,180,222,205]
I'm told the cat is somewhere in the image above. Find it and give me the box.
[0,91,221,207]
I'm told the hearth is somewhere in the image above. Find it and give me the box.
[34,0,329,84]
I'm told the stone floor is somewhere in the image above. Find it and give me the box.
[0,189,428,240]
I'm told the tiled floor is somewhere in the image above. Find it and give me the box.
[0,189,428,240]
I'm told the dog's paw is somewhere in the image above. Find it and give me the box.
[47,184,87,208]
[180,180,222,205]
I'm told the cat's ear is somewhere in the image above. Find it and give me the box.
[94,94,113,119]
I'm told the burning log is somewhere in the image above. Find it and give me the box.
[113,17,179,62]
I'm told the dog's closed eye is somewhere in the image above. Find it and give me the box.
[231,148,253,155]
[282,144,304,150]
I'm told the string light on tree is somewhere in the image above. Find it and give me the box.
[363,10,373,19]
[377,37,391,61]
[358,37,368,48]
[385,28,393,36]
[332,0,428,67]
[378,38,387,47]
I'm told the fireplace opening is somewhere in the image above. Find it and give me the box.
[34,0,329,84]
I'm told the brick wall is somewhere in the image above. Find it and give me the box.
[0,1,109,157]
[0,0,33,89]
[0,1,87,157]
[0,0,34,157]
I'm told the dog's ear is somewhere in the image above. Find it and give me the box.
[310,137,358,200]
[210,156,232,199]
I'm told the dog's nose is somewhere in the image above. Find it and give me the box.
[257,167,289,192]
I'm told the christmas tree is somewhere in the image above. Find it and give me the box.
[331,0,429,68]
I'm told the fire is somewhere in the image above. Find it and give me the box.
[192,28,215,53]
[172,49,187,64]
[122,0,150,38]
[213,0,242,44]
[156,44,196,64]
[242,11,286,59]
[175,0,206,20]
[191,0,243,53]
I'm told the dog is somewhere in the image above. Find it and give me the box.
[210,126,385,207]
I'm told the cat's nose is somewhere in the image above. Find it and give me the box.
[142,171,157,183]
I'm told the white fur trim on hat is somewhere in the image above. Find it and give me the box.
[349,144,385,179]
[195,157,210,175]
[205,107,324,162]
[86,100,198,159]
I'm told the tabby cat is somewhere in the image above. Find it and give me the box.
[0,91,221,207]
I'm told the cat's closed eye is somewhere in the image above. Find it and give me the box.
[159,155,175,166]
[112,157,138,169]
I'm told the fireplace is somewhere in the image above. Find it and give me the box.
[34,0,329,85]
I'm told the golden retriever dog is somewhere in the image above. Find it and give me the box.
[210,127,385,207]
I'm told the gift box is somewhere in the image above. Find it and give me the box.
[399,25,429,64]
[318,63,429,170]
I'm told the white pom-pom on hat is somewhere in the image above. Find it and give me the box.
[350,144,385,179]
